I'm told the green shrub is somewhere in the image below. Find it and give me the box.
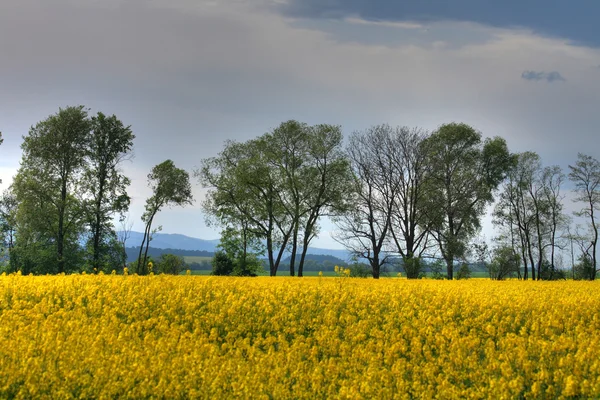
[456,263,471,280]
[157,254,187,275]
[348,263,371,278]
[428,260,446,280]
[403,257,424,279]
[211,251,234,276]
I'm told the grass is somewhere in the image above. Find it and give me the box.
[184,268,491,278]
[183,256,213,264]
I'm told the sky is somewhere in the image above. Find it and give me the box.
[1,0,599,250]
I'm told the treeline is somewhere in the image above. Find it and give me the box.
[0,106,193,275]
[199,121,599,280]
[1,109,599,280]
[123,247,213,263]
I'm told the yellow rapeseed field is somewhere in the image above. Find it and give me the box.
[0,274,599,399]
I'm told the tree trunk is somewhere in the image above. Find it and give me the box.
[57,180,67,274]
[297,222,313,277]
[372,263,380,279]
[138,215,154,274]
[289,219,299,277]
[446,258,454,280]
[591,204,598,280]
[92,176,106,272]
[142,221,153,275]
[267,235,276,276]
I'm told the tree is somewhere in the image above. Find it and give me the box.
[493,152,539,279]
[540,165,566,279]
[0,188,17,269]
[261,121,353,277]
[211,251,234,276]
[334,125,394,279]
[294,124,354,277]
[83,112,134,272]
[117,213,134,271]
[12,106,90,273]
[568,153,600,280]
[199,121,353,277]
[386,126,434,278]
[488,245,520,280]
[214,227,263,276]
[261,121,310,277]
[198,139,292,277]
[423,123,512,279]
[156,253,187,275]
[334,125,432,279]
[137,160,193,274]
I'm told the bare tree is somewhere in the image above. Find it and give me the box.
[334,125,395,278]
[386,126,434,278]
[568,153,600,280]
[117,213,134,268]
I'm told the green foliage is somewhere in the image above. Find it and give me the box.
[211,251,234,276]
[348,262,371,278]
[423,123,512,279]
[574,254,596,280]
[456,263,471,280]
[138,160,193,274]
[428,260,446,280]
[13,106,91,273]
[488,245,520,280]
[402,257,424,279]
[198,120,353,277]
[538,260,567,280]
[156,253,187,275]
[0,189,17,262]
[83,112,134,271]
[568,153,600,280]
[215,228,262,276]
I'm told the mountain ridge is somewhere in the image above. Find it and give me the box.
[120,231,351,260]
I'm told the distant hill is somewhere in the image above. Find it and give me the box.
[121,231,220,252]
[120,231,351,260]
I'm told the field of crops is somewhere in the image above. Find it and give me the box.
[0,274,599,399]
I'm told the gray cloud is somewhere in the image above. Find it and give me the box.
[277,0,600,48]
[521,70,566,83]
[0,0,599,247]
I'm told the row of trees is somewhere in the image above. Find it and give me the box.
[2,109,599,279]
[201,121,599,280]
[0,106,193,275]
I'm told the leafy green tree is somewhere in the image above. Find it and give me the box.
[455,263,471,280]
[211,251,234,276]
[293,124,354,277]
[261,121,310,277]
[12,106,90,273]
[0,188,17,265]
[199,121,353,277]
[574,253,595,280]
[493,152,539,279]
[199,139,291,276]
[218,227,263,276]
[83,112,134,273]
[423,123,512,279]
[568,153,600,280]
[488,245,520,280]
[156,253,187,275]
[137,160,193,274]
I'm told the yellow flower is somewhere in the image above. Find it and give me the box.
[0,275,597,399]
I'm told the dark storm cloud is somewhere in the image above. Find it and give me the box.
[521,70,566,83]
[277,0,600,47]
